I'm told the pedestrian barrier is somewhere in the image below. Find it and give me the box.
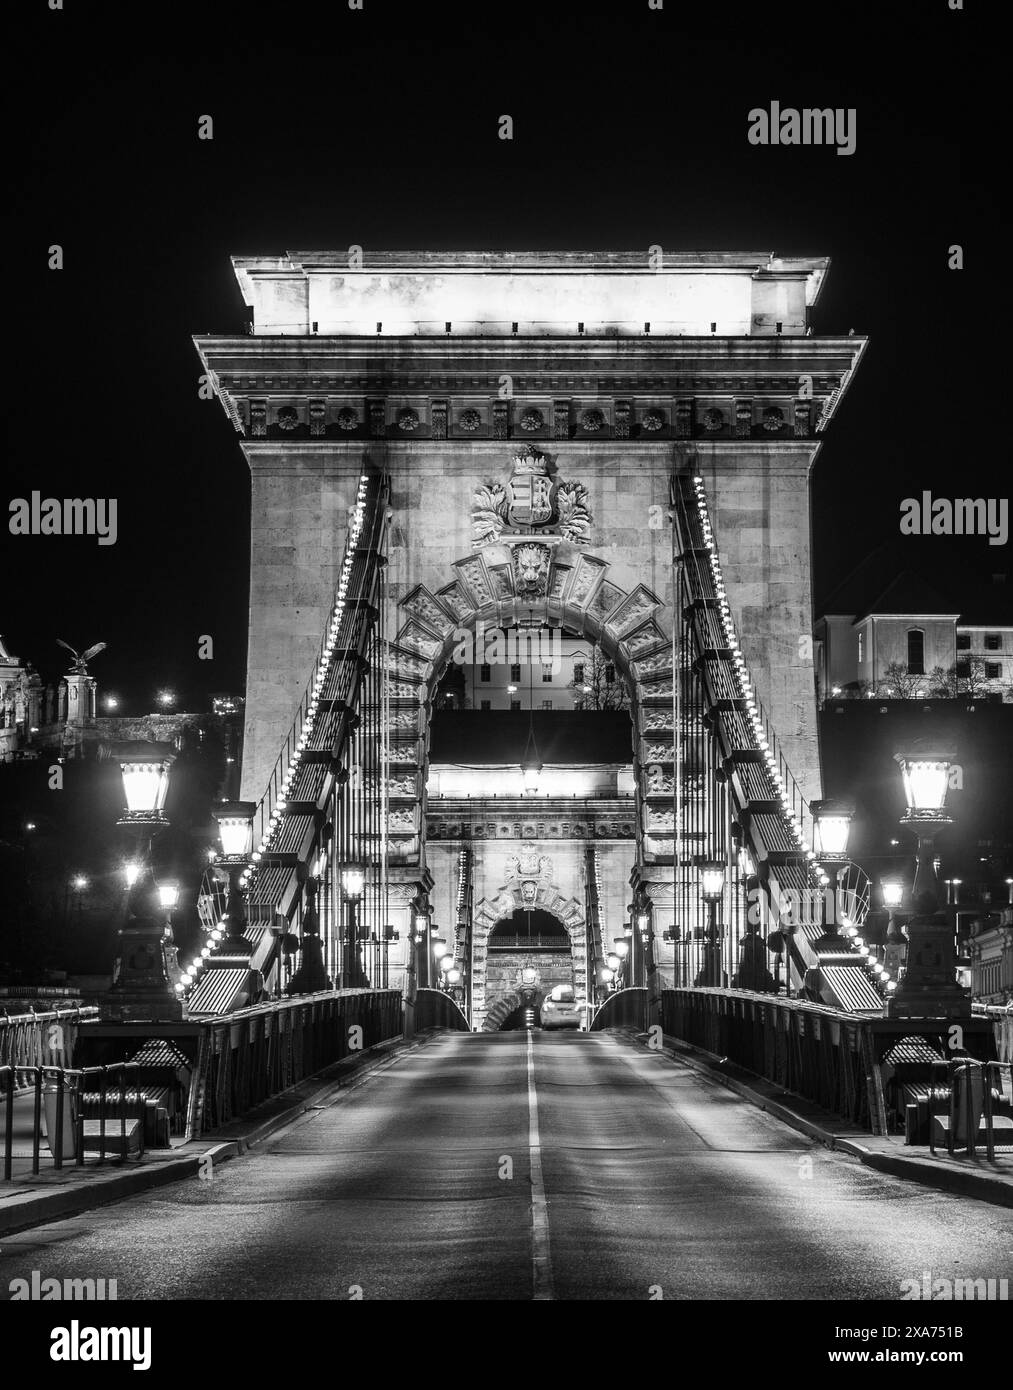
[1,1061,146,1181]
[0,1007,99,1079]
[927,1058,1013,1160]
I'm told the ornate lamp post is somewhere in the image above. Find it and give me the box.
[696,860,726,987]
[881,877,907,979]
[286,873,332,995]
[413,896,431,989]
[340,863,365,988]
[811,799,855,954]
[104,742,184,1022]
[887,744,969,1019]
[212,800,256,959]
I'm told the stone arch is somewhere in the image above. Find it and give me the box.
[483,987,545,1033]
[382,536,676,868]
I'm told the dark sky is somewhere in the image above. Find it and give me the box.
[4,0,999,713]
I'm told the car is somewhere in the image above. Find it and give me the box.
[539,984,582,1030]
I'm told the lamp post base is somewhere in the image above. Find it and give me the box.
[287,935,332,995]
[103,920,186,1022]
[887,912,970,1020]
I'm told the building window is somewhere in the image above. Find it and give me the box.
[510,663,521,681]
[956,633,971,650]
[480,664,491,683]
[857,630,864,664]
[984,633,1002,651]
[956,660,970,679]
[541,700,553,710]
[605,663,616,685]
[573,662,585,684]
[480,699,491,711]
[541,663,553,682]
[906,628,925,675]
[985,662,1002,679]
[510,698,521,712]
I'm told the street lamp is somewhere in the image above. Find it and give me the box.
[811,799,854,954]
[212,800,256,962]
[413,896,432,988]
[104,741,183,1022]
[696,860,726,987]
[340,862,366,988]
[888,743,968,1020]
[881,877,908,979]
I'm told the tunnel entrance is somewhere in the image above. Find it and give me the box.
[484,908,575,1031]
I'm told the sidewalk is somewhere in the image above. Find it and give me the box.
[0,1031,427,1237]
[635,1028,1013,1210]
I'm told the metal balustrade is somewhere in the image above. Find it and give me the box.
[662,987,880,1131]
[589,987,648,1032]
[414,989,471,1033]
[2,1061,146,1181]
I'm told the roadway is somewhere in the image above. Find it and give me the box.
[1,1030,1010,1300]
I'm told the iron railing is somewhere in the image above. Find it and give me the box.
[927,1058,1013,1161]
[2,1061,146,1181]
[662,987,881,1131]
[190,988,403,1136]
[0,1007,99,1078]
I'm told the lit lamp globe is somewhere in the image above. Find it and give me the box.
[600,967,615,985]
[522,757,542,796]
[894,746,955,823]
[522,967,537,985]
[431,936,447,960]
[156,880,180,911]
[116,743,176,825]
[341,864,366,900]
[606,953,621,972]
[447,968,462,985]
[613,939,629,960]
[214,801,256,862]
[881,879,904,911]
[700,861,726,902]
[413,910,429,941]
[811,799,855,862]
[440,954,455,973]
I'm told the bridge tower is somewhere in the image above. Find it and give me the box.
[195,251,868,1020]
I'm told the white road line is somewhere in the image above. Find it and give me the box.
[526,1031,554,1300]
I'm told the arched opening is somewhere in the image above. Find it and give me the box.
[488,908,571,949]
[483,907,576,1030]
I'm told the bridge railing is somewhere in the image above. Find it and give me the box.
[191,988,403,1136]
[2,1061,147,1182]
[662,987,879,1130]
[0,1008,99,1079]
[415,988,471,1033]
[589,987,648,1033]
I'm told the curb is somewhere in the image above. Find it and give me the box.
[624,1028,1013,1211]
[0,1030,430,1238]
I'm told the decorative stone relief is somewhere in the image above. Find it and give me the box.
[397,621,441,658]
[431,400,448,439]
[794,401,812,437]
[633,650,673,680]
[384,648,428,678]
[762,405,785,431]
[309,400,326,436]
[675,400,693,437]
[702,407,725,432]
[513,544,552,597]
[642,742,675,763]
[336,406,358,431]
[643,708,675,732]
[250,401,267,437]
[609,586,659,636]
[472,446,592,548]
[553,400,570,439]
[277,405,299,431]
[369,402,386,438]
[614,401,631,438]
[735,400,752,436]
[455,556,495,606]
[398,407,420,432]
[580,408,605,432]
[493,402,509,439]
[642,408,664,432]
[459,408,482,432]
[401,588,454,634]
[520,407,544,432]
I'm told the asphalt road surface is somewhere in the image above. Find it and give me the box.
[1,1031,1010,1300]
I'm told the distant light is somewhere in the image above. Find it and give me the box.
[104,695,119,711]
[889,839,900,847]
[25,821,36,832]
[123,862,142,888]
[71,874,89,891]
[506,685,518,694]
[831,686,841,696]
[156,690,176,708]
[157,881,180,910]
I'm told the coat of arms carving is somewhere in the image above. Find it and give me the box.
[472,445,592,548]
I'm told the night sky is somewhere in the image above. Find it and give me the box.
[4,0,998,713]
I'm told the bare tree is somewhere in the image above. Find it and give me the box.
[569,644,629,711]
